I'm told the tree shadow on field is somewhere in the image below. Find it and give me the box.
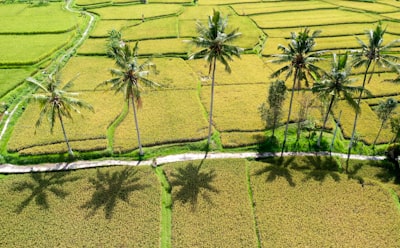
[301,156,341,183]
[170,159,218,212]
[11,171,80,214]
[254,156,296,187]
[81,167,149,219]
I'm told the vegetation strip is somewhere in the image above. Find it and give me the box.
[154,167,172,248]
[245,160,262,248]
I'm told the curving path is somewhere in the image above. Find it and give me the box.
[0,151,386,174]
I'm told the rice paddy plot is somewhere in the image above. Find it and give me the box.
[265,23,377,38]
[7,91,123,155]
[200,84,267,132]
[251,9,380,29]
[60,56,115,91]
[74,0,111,6]
[151,0,191,3]
[0,68,34,98]
[137,38,189,56]
[316,35,361,51]
[333,101,392,145]
[0,3,79,34]
[76,38,106,55]
[178,5,234,20]
[123,17,178,40]
[90,20,138,38]
[249,157,400,247]
[231,1,337,16]
[146,57,198,89]
[0,166,161,247]
[324,0,399,13]
[198,0,262,5]
[113,90,208,153]
[163,159,258,247]
[354,72,400,98]
[0,33,74,66]
[90,4,183,20]
[18,139,108,155]
[187,54,270,86]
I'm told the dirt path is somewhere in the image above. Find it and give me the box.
[0,151,386,174]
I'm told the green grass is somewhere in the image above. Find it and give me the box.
[0,33,74,65]
[76,38,106,55]
[163,159,258,247]
[0,3,79,34]
[0,165,161,247]
[89,4,183,20]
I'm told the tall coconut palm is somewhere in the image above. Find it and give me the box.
[312,53,364,147]
[373,98,397,148]
[189,10,243,146]
[346,22,400,165]
[101,41,159,156]
[27,72,94,157]
[271,28,326,156]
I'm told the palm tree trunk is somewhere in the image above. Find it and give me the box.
[281,70,298,156]
[317,95,335,147]
[346,60,372,172]
[131,95,144,156]
[373,120,386,148]
[58,109,73,157]
[207,58,217,146]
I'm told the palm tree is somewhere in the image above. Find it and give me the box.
[346,22,400,165]
[270,28,326,156]
[27,72,94,157]
[312,53,364,147]
[189,10,243,147]
[373,98,397,148]
[100,41,159,156]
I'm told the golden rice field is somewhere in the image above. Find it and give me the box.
[1,0,400,157]
[0,157,399,247]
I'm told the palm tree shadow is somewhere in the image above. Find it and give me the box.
[254,157,296,187]
[170,158,218,212]
[11,171,80,214]
[301,156,341,183]
[81,167,149,219]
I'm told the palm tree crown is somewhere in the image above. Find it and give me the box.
[27,72,94,156]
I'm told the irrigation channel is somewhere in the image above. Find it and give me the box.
[0,0,96,141]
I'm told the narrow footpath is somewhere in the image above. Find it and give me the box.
[0,152,386,174]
